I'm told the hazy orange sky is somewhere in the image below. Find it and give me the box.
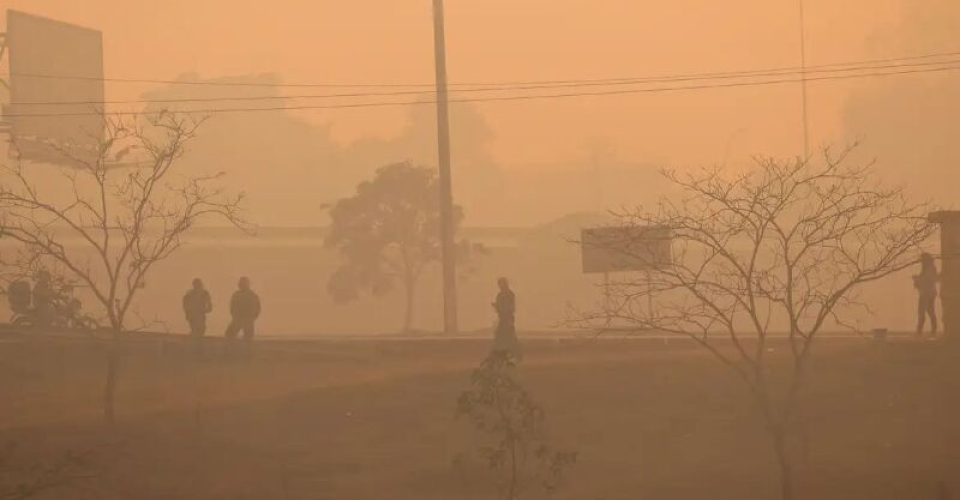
[1,1,915,159]
[2,1,958,225]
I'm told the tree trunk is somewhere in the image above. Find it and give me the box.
[508,438,519,500]
[402,273,416,333]
[772,430,795,500]
[103,329,121,424]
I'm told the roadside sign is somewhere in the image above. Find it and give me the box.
[581,226,672,274]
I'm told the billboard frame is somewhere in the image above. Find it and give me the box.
[580,225,673,275]
[4,9,104,165]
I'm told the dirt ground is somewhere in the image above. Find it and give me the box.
[1,334,958,499]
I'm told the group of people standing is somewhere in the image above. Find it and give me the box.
[174,254,937,354]
[182,277,261,354]
[180,275,519,358]
[175,252,939,352]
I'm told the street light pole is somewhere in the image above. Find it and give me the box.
[432,0,459,334]
[798,0,810,159]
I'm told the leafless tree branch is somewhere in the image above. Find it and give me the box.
[570,144,935,500]
[0,111,248,422]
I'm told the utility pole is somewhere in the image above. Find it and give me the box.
[432,0,459,333]
[798,0,810,158]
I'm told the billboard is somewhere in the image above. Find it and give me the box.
[4,10,104,165]
[581,226,672,274]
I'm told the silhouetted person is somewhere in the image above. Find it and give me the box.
[225,277,261,354]
[183,278,213,355]
[914,253,939,338]
[32,271,55,327]
[492,277,520,359]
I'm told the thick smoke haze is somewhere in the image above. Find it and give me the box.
[5,0,954,227]
[1,2,960,500]
[844,0,960,209]
[1,0,957,333]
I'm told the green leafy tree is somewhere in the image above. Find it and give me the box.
[456,351,577,500]
[325,162,477,332]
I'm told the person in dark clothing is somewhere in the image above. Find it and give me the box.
[183,278,213,355]
[492,277,520,358]
[914,253,939,338]
[225,277,261,344]
[32,271,55,327]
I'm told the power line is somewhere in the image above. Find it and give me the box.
[8,48,960,90]
[453,49,960,87]
[6,63,960,119]
[12,56,960,107]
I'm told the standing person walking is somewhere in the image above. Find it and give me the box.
[183,278,213,357]
[914,253,940,339]
[225,277,261,357]
[32,271,56,328]
[491,277,520,360]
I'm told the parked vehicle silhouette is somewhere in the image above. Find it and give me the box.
[7,279,100,332]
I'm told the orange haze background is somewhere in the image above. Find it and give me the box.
[0,1,958,334]
[2,0,958,226]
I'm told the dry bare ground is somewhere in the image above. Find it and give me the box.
[0,335,957,499]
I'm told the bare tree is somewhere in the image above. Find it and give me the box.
[576,146,934,500]
[0,111,248,423]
